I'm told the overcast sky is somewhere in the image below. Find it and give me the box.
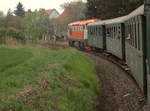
[0,0,86,15]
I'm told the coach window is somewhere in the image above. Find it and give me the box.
[116,26,118,39]
[128,24,130,45]
[110,27,112,38]
[118,26,121,36]
[134,22,137,49]
[133,22,135,47]
[133,22,135,48]
[131,23,133,46]
[91,27,93,35]
[93,27,94,35]
[106,28,109,37]
[113,26,115,39]
[129,22,132,45]
[84,26,85,30]
[90,27,91,34]
[96,26,99,36]
[94,26,96,36]
[126,23,130,44]
[130,23,133,46]
[127,24,130,44]
[96,26,98,36]
[99,27,101,36]
[95,26,97,36]
[138,22,141,51]
[95,27,97,36]
[92,27,94,35]
[132,22,135,47]
[125,24,127,41]
[94,27,95,35]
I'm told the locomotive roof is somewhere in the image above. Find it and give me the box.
[68,19,99,26]
[88,4,144,26]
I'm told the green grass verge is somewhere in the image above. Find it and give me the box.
[0,46,101,111]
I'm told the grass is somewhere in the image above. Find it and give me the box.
[0,46,100,111]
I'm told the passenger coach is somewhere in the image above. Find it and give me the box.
[124,5,147,92]
[88,16,126,60]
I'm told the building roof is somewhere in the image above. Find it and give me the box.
[45,9,55,15]
[25,9,32,15]
[58,9,68,20]
[43,9,59,16]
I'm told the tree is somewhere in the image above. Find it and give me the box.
[86,0,143,19]
[0,11,5,27]
[22,10,51,41]
[54,0,86,38]
[7,9,13,18]
[14,2,25,17]
[61,0,87,21]
[5,9,13,27]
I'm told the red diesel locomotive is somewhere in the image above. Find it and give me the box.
[68,19,99,49]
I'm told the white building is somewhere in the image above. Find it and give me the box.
[44,9,60,19]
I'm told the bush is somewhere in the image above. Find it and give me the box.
[7,28,26,41]
[0,28,26,44]
[0,28,7,44]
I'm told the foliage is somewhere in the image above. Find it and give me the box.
[55,0,86,37]
[23,10,51,41]
[7,28,25,41]
[14,2,25,17]
[0,11,5,27]
[0,28,26,44]
[5,9,13,28]
[86,0,143,19]
[0,28,6,44]
[0,46,100,111]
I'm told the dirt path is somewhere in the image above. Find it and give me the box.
[85,53,145,111]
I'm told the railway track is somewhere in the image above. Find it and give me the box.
[80,49,146,111]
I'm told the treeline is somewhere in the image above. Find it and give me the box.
[86,0,143,19]
[0,2,54,45]
[0,0,144,45]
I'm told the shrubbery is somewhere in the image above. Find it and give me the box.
[0,28,26,45]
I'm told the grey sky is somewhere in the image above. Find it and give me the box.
[0,0,86,14]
